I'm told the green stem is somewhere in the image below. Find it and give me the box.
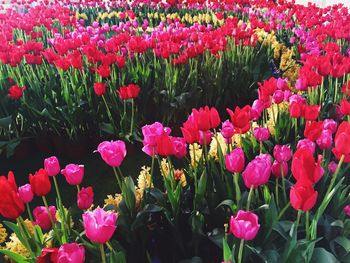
[234,173,241,204]
[102,95,117,134]
[278,202,291,220]
[246,186,254,211]
[26,203,34,222]
[281,164,287,203]
[130,98,135,137]
[305,211,310,240]
[237,239,245,263]
[112,167,123,191]
[16,218,36,261]
[275,177,279,208]
[100,244,106,263]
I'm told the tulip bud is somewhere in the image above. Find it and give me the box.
[18,184,34,203]
[61,164,84,185]
[44,156,60,177]
[271,160,288,177]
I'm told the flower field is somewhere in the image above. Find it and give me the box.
[0,0,350,262]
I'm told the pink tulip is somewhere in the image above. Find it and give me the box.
[323,119,338,134]
[271,160,288,177]
[225,148,245,173]
[297,139,316,154]
[273,90,284,104]
[253,127,270,142]
[44,156,60,177]
[316,129,333,150]
[328,161,338,175]
[57,243,85,263]
[229,210,260,240]
[33,206,56,230]
[273,145,292,162]
[221,120,235,142]
[96,140,127,167]
[18,184,34,203]
[61,164,84,185]
[77,187,94,210]
[172,137,187,159]
[344,205,350,217]
[242,154,271,189]
[199,130,213,145]
[82,208,117,244]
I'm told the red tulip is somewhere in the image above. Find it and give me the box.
[226,105,251,134]
[289,102,303,118]
[192,106,220,131]
[77,187,94,210]
[93,82,106,96]
[156,133,174,156]
[29,168,51,196]
[340,99,350,115]
[304,120,323,141]
[333,121,350,162]
[37,248,58,263]
[8,84,25,100]
[0,171,25,219]
[291,148,324,185]
[303,104,320,121]
[181,114,200,144]
[117,84,140,100]
[290,182,318,211]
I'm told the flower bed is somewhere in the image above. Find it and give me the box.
[0,0,350,262]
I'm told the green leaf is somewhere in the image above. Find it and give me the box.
[223,238,231,262]
[0,249,29,263]
[0,115,12,128]
[121,177,136,212]
[311,248,339,263]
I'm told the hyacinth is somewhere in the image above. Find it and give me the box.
[209,133,227,160]
[0,223,7,244]
[137,166,153,193]
[189,143,203,167]
[174,169,187,187]
[104,194,123,209]
[5,233,30,259]
[160,158,170,177]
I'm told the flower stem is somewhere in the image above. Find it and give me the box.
[246,186,254,211]
[275,177,279,208]
[112,167,123,191]
[42,196,60,244]
[281,164,287,203]
[237,239,245,263]
[305,211,310,240]
[130,98,135,137]
[26,203,34,222]
[234,173,241,204]
[100,244,106,263]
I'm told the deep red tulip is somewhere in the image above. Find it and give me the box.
[29,168,51,196]
[0,171,25,219]
[156,133,174,156]
[303,104,320,121]
[8,84,25,100]
[93,82,106,96]
[227,105,251,134]
[290,182,318,212]
[340,99,350,115]
[333,121,350,162]
[304,121,324,141]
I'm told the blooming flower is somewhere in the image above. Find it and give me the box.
[229,210,260,240]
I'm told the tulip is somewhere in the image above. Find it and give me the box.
[253,127,270,142]
[225,148,245,173]
[8,84,25,100]
[181,114,200,144]
[242,154,271,189]
[297,139,316,154]
[292,148,324,185]
[289,102,303,118]
[96,140,127,167]
[18,184,34,203]
[61,164,84,185]
[199,130,213,145]
[226,106,251,134]
[272,90,284,104]
[77,187,94,210]
[93,82,106,96]
[273,144,292,162]
[172,137,187,159]
[316,129,333,150]
[33,206,56,230]
[117,84,140,100]
[271,160,288,177]
[44,156,60,177]
[37,248,58,263]
[303,104,320,121]
[340,99,350,115]
[333,121,350,162]
[323,119,337,134]
[290,183,318,212]
[344,205,350,217]
[0,171,25,219]
[29,168,51,196]
[57,243,85,263]
[304,120,323,141]
[82,208,118,244]
[192,106,220,131]
[229,210,260,240]
[221,120,235,143]
[142,122,170,155]
[327,161,338,175]
[156,134,174,156]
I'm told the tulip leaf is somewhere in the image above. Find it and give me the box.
[0,250,29,263]
[121,177,136,213]
[0,115,12,128]
[311,248,339,263]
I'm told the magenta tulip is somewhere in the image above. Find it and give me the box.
[229,210,260,240]
[323,119,337,134]
[18,184,34,203]
[273,144,292,162]
[344,205,350,217]
[57,243,85,263]
[172,137,187,159]
[297,139,316,154]
[61,164,84,185]
[77,187,94,210]
[271,160,288,177]
[44,156,60,177]
[328,161,338,175]
[225,148,245,173]
[316,129,333,150]
[253,127,270,142]
[96,140,127,167]
[242,154,271,189]
[221,120,235,142]
[82,208,117,244]
[33,206,56,230]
